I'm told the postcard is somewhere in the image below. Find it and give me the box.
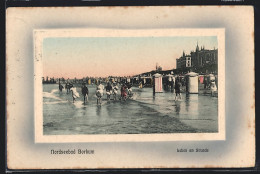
[6,6,255,169]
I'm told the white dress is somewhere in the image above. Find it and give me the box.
[113,86,118,94]
[96,84,104,98]
[70,87,80,98]
[210,82,217,92]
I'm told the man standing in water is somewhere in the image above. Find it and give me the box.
[59,83,64,92]
[105,82,113,101]
[65,82,73,94]
[81,83,89,104]
[58,79,64,92]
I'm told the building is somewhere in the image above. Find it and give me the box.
[190,43,218,68]
[176,43,218,71]
[176,51,192,69]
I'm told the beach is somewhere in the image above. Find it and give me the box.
[43,84,218,135]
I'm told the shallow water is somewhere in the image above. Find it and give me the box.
[43,84,218,135]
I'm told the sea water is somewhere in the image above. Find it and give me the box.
[43,84,218,135]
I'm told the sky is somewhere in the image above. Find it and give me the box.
[43,36,217,78]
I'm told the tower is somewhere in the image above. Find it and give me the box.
[196,41,199,52]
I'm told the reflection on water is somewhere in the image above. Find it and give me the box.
[106,103,113,117]
[136,88,215,121]
[43,84,218,134]
[96,106,101,116]
[175,102,181,115]
[183,94,199,120]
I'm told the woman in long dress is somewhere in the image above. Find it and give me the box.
[127,83,133,99]
[210,81,217,97]
[70,86,80,103]
[112,83,119,100]
[96,83,104,105]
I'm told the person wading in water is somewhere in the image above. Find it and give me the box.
[121,83,128,101]
[96,82,104,105]
[59,83,64,92]
[81,83,89,104]
[70,85,79,103]
[112,82,119,100]
[105,82,113,101]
